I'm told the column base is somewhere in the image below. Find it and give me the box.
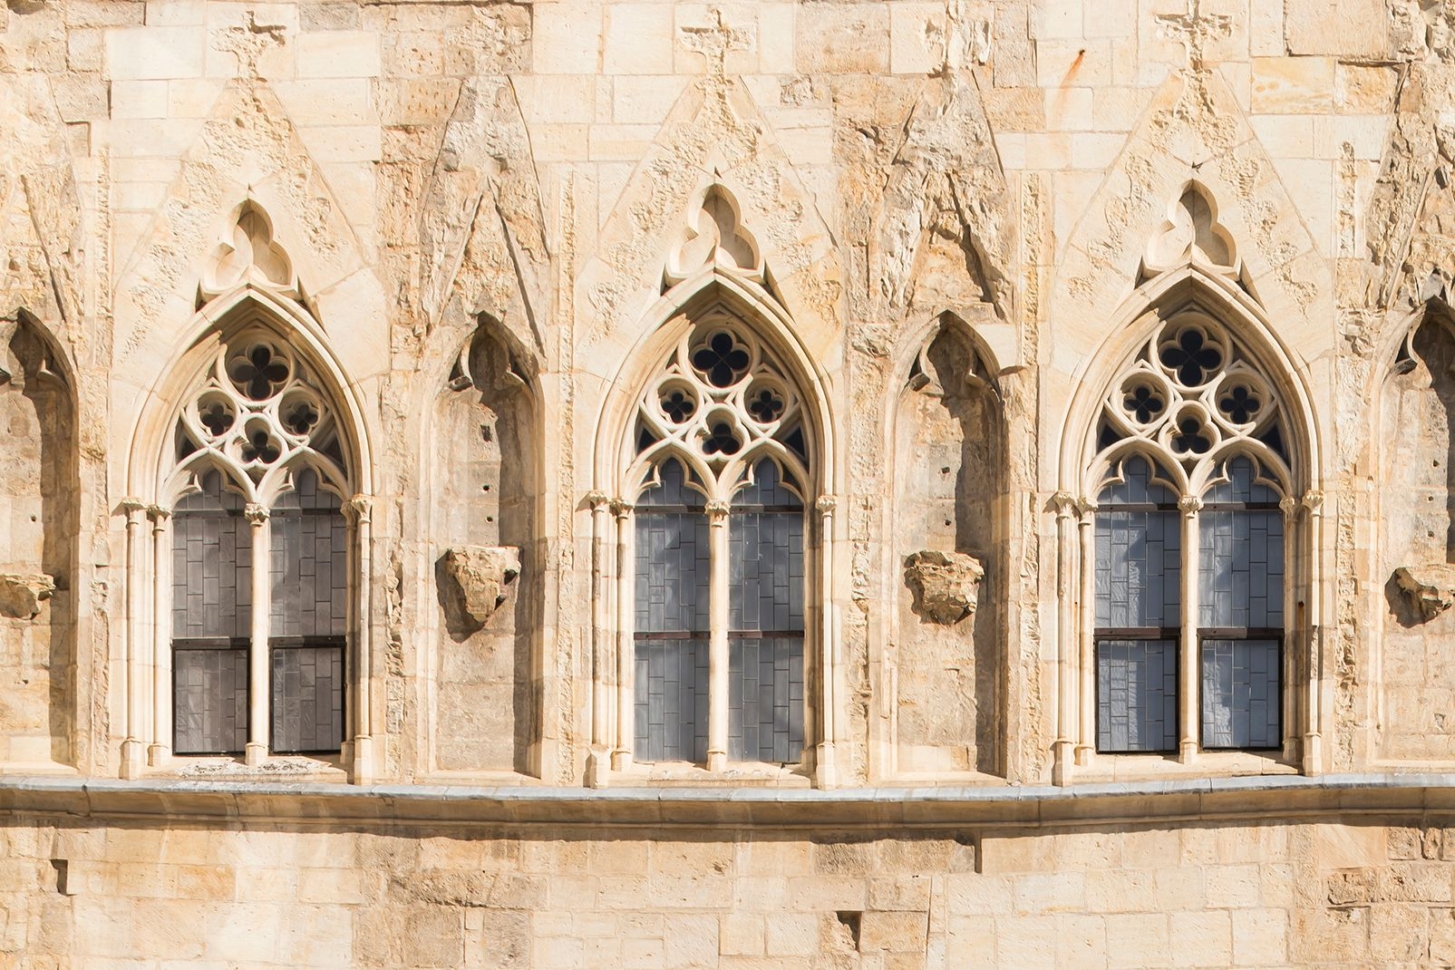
[1302,732,1322,776]
[814,741,838,789]
[351,735,375,785]
[1074,743,1095,768]
[585,747,611,789]
[706,749,727,773]
[120,738,146,779]
[611,748,633,773]
[147,744,171,769]
[1051,739,1075,786]
[1178,739,1199,764]
[244,742,268,767]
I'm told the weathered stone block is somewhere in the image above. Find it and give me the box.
[0,574,54,620]
[1393,563,1455,621]
[437,546,521,632]
[903,550,984,624]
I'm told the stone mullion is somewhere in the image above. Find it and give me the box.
[244,504,270,767]
[706,500,730,772]
[1179,495,1203,764]
[1301,490,1324,775]
[815,494,837,789]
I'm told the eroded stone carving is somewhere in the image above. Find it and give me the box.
[439,546,522,629]
[200,202,302,304]
[665,184,764,286]
[0,573,55,619]
[904,550,984,625]
[1393,564,1455,621]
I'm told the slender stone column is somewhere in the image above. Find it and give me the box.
[344,495,374,783]
[814,494,838,789]
[1301,490,1324,775]
[611,499,635,773]
[1076,497,1098,766]
[706,499,730,772]
[1050,491,1077,785]
[120,498,148,779]
[1178,495,1203,764]
[244,503,270,767]
[147,505,172,767]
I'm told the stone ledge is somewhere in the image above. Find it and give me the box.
[0,773,1453,831]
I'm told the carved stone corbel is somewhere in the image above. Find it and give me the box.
[903,550,985,625]
[0,573,56,620]
[1393,564,1455,622]
[438,545,522,632]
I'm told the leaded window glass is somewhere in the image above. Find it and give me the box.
[1095,455,1180,753]
[166,330,353,760]
[1087,311,1294,757]
[172,470,250,755]
[628,317,813,767]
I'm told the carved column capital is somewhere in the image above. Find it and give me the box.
[1301,490,1324,515]
[1049,491,1078,519]
[1074,496,1099,520]
[343,494,372,525]
[815,494,838,517]
[585,489,610,511]
[609,498,634,519]
[243,503,270,525]
[705,500,731,522]
[120,498,147,522]
[146,505,171,530]
[1178,495,1203,516]
[1279,495,1299,517]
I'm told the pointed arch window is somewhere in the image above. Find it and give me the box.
[1087,311,1296,759]
[627,318,810,770]
[164,330,353,762]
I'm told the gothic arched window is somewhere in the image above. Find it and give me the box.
[628,319,811,769]
[164,330,353,762]
[1087,311,1294,759]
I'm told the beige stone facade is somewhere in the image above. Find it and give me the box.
[0,0,1453,965]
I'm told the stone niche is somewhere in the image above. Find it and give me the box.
[0,319,76,766]
[1380,313,1455,759]
[430,323,538,775]
[890,324,1002,775]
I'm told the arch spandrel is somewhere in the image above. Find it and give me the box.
[1046,71,1334,395]
[577,75,844,367]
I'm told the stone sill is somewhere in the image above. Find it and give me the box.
[0,774,1454,831]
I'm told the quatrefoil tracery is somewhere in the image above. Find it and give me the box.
[1095,314,1289,491]
[172,334,346,502]
[635,320,807,498]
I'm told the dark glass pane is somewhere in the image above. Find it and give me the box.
[633,637,708,762]
[728,636,804,763]
[1201,639,1280,749]
[1204,455,1281,505]
[728,460,804,763]
[635,460,709,635]
[271,644,345,753]
[1095,509,1181,629]
[269,469,348,639]
[173,646,249,755]
[172,471,251,640]
[1096,639,1178,753]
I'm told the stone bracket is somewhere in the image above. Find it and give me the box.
[1393,563,1455,622]
[903,550,984,625]
[438,546,522,632]
[0,572,56,619]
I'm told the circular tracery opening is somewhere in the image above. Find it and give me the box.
[1158,323,1225,388]
[690,330,751,388]
[228,342,291,401]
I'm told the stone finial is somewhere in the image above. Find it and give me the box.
[0,573,56,620]
[1393,564,1455,622]
[439,546,522,630]
[904,550,984,625]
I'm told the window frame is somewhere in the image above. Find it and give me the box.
[1073,307,1307,768]
[604,310,826,776]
